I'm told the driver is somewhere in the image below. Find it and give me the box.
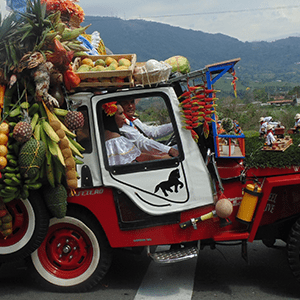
[120,99,179,157]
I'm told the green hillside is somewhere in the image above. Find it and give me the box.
[82,16,300,88]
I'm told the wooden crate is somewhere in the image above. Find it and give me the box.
[73,54,136,88]
[262,136,293,152]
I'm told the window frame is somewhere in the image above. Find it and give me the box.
[97,91,183,175]
[76,105,92,154]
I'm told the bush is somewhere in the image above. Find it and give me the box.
[244,131,300,168]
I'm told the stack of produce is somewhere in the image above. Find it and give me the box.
[74,54,136,87]
[0,0,88,227]
[0,122,10,170]
[0,202,13,237]
[179,83,219,140]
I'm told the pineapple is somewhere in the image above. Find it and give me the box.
[64,111,84,131]
[43,184,68,218]
[13,121,33,143]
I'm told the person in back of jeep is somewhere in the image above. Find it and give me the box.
[119,99,179,157]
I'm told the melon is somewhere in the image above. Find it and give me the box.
[118,58,131,67]
[164,55,190,74]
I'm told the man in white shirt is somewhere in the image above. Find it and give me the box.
[259,116,277,137]
[259,117,268,137]
[294,113,300,133]
[119,99,179,157]
[266,124,276,146]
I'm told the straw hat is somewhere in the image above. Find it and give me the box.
[266,124,274,131]
[295,113,300,119]
[259,117,264,122]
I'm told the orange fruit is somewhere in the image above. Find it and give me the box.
[0,133,8,145]
[0,122,9,135]
[0,156,7,169]
[0,145,8,156]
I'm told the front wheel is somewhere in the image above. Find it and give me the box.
[287,217,300,282]
[30,206,112,292]
[0,191,49,263]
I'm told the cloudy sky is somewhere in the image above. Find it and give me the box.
[78,0,300,42]
[0,0,299,42]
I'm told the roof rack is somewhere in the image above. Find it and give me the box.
[167,58,241,85]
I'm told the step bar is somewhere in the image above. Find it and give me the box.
[147,245,199,264]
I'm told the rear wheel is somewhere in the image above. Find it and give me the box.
[0,191,49,263]
[30,206,112,292]
[287,217,300,282]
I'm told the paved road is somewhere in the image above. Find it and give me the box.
[0,240,300,300]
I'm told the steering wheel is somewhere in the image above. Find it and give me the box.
[165,132,176,146]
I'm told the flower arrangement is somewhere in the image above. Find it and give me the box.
[41,0,85,23]
[102,102,118,116]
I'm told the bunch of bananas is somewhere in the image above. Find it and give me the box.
[0,102,42,202]
[0,205,13,237]
[0,99,84,203]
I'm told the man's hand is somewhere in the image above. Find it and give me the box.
[168,148,179,157]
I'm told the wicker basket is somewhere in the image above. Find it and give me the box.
[134,61,172,86]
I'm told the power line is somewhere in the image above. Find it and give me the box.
[140,5,300,19]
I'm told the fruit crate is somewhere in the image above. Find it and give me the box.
[73,54,137,88]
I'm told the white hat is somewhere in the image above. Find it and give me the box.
[295,113,300,119]
[266,124,274,131]
[259,117,264,122]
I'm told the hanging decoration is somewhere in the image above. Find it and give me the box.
[179,81,219,140]
[231,70,238,98]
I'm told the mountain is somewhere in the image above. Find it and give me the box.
[81,16,300,86]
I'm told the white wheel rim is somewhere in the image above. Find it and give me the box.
[32,216,100,287]
[0,199,35,254]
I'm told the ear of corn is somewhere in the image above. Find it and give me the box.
[43,102,76,138]
[45,151,55,188]
[67,138,83,158]
[42,119,60,143]
[47,138,66,167]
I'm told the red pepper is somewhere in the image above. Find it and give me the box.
[191,100,206,106]
[179,98,191,106]
[63,64,81,90]
[204,89,220,94]
[204,97,218,102]
[204,104,215,109]
[189,85,205,92]
[183,104,192,109]
[178,91,191,99]
[191,111,204,116]
[205,111,213,115]
[191,130,199,142]
[182,110,192,114]
[190,106,200,111]
[204,116,215,122]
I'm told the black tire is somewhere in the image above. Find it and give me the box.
[30,206,112,293]
[287,217,300,282]
[262,238,276,248]
[0,191,49,263]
